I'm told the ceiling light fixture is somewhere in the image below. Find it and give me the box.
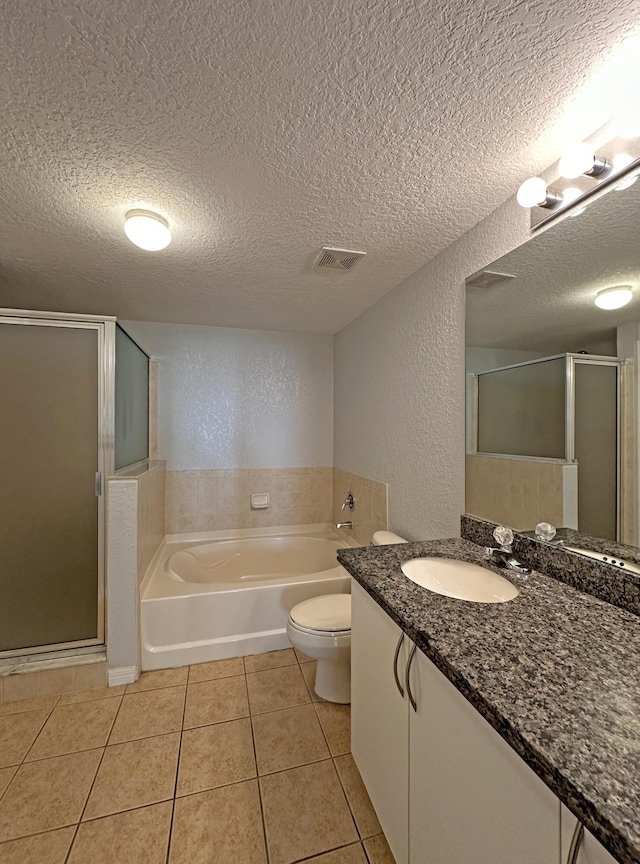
[516,177,561,209]
[124,210,172,251]
[594,285,633,310]
[558,143,609,179]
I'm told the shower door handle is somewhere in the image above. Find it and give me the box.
[95,472,102,496]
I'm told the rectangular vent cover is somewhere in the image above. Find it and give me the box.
[465,269,516,289]
[314,246,366,271]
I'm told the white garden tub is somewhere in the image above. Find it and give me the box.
[140,525,351,670]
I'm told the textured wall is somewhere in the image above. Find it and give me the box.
[334,195,532,541]
[122,321,333,471]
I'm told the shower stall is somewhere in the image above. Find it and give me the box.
[471,353,620,541]
[0,309,149,664]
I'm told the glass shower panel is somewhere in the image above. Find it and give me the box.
[115,325,149,470]
[0,322,99,652]
[477,358,566,458]
[574,363,618,540]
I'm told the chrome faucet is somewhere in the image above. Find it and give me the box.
[336,521,353,529]
[483,525,530,575]
[484,546,530,574]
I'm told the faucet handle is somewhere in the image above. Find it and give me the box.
[493,525,514,549]
[535,522,557,542]
[341,492,355,511]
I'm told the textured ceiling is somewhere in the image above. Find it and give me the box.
[1,0,640,333]
[466,176,640,354]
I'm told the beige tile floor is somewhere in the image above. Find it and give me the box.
[0,648,396,864]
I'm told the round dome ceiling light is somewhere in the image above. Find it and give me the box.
[594,285,633,310]
[124,210,171,251]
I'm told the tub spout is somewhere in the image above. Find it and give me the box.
[336,521,353,529]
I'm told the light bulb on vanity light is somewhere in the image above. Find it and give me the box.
[562,187,586,217]
[612,153,639,190]
[558,143,608,179]
[516,177,561,209]
[124,210,172,251]
[613,86,640,138]
[594,285,633,310]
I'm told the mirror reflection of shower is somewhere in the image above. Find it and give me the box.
[466,353,620,543]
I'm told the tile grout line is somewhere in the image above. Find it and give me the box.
[243,657,273,863]
[164,679,189,864]
[13,694,62,768]
[290,840,368,863]
[18,695,125,765]
[0,765,18,807]
[63,693,125,864]
[246,659,271,864]
[332,753,365,842]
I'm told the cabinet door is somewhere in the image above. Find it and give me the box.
[351,581,410,864]
[561,805,619,864]
[409,648,560,864]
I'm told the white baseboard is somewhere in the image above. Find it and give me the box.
[108,666,138,686]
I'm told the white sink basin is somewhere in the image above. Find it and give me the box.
[401,557,519,604]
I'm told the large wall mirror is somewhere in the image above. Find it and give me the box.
[465,175,640,561]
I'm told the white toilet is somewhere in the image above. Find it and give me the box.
[286,530,407,703]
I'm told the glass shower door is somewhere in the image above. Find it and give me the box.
[0,319,104,655]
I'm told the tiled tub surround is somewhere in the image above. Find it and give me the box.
[461,515,640,617]
[0,649,394,864]
[164,467,388,542]
[465,454,577,531]
[165,467,333,535]
[338,539,640,864]
[333,469,388,547]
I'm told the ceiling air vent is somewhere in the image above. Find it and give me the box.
[465,269,516,289]
[314,247,366,271]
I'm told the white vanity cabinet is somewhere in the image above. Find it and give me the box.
[351,580,411,863]
[561,805,619,864]
[409,645,559,864]
[351,581,561,864]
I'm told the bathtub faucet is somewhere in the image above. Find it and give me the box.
[336,521,353,530]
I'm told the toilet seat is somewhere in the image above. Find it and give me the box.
[288,594,351,633]
[287,618,350,638]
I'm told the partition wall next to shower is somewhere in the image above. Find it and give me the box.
[0,309,149,665]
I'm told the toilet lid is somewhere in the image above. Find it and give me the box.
[289,594,351,632]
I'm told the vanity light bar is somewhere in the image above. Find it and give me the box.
[517,132,640,230]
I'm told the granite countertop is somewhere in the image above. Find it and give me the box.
[338,538,640,864]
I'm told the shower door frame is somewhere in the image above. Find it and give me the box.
[565,354,621,543]
[0,309,116,661]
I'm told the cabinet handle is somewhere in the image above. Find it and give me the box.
[567,821,584,864]
[405,644,417,712]
[393,633,405,697]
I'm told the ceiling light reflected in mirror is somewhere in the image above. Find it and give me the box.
[594,286,633,310]
[124,210,172,252]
